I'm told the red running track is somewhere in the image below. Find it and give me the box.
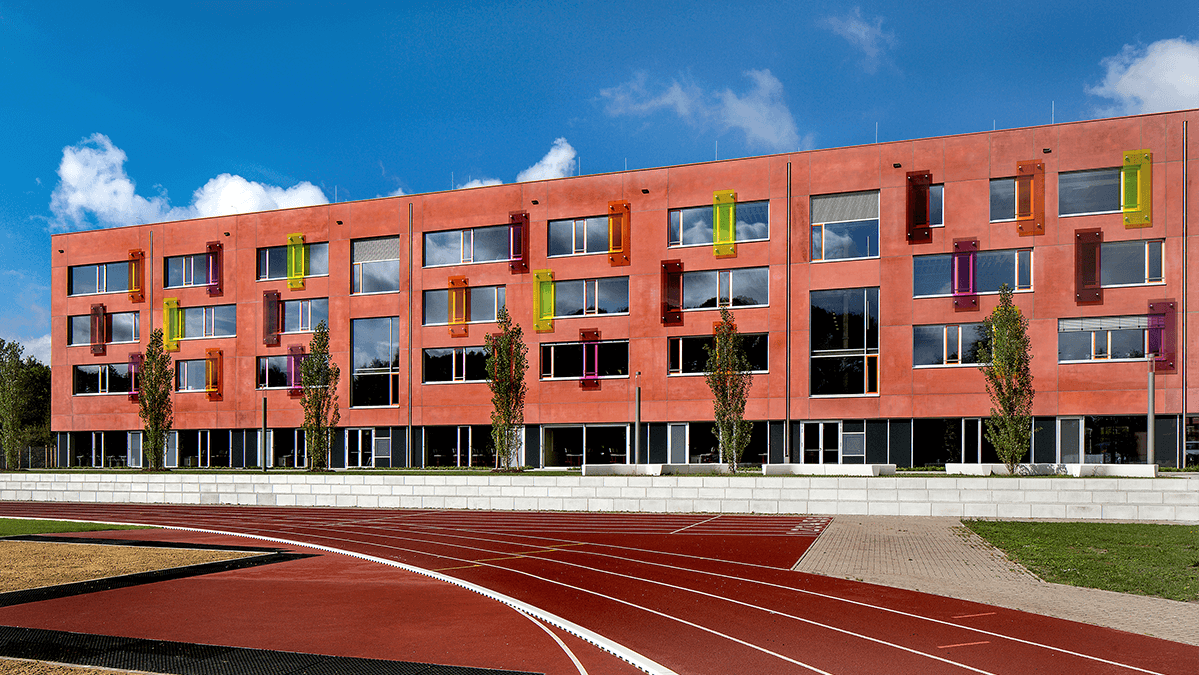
[1,502,1195,675]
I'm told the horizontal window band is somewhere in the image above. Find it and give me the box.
[1058,315,1149,332]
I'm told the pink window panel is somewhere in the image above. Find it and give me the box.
[206,241,223,297]
[952,239,978,311]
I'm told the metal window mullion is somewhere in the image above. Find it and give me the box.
[462,229,472,263]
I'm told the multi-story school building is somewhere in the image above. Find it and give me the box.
[51,109,1199,470]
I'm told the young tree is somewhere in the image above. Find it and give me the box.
[300,320,340,471]
[705,307,754,473]
[138,329,174,471]
[485,307,528,471]
[977,284,1035,474]
[18,357,52,466]
[0,340,27,470]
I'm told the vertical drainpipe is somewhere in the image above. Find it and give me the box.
[785,162,792,464]
[407,202,414,467]
[1182,120,1189,466]
[148,229,154,469]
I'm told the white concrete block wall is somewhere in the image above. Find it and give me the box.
[0,473,1195,522]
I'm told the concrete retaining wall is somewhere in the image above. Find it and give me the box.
[1,472,1196,522]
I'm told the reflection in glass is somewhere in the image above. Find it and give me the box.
[682,270,718,309]
[990,178,1015,221]
[1059,169,1120,216]
[1100,241,1146,287]
[913,255,952,297]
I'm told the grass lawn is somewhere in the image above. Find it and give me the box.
[964,520,1199,602]
[0,518,150,537]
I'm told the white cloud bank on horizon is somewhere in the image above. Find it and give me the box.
[600,70,807,152]
[454,137,577,189]
[1089,37,1199,115]
[49,133,328,230]
[819,7,897,75]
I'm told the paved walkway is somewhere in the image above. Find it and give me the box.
[794,516,1199,647]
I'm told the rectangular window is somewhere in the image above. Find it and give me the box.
[424,225,511,266]
[912,324,987,367]
[351,316,400,406]
[929,185,944,227]
[257,355,290,389]
[175,359,207,392]
[1101,240,1164,287]
[351,237,401,294]
[423,346,489,383]
[548,216,608,256]
[67,261,130,296]
[668,333,768,374]
[1058,316,1148,362]
[552,277,629,317]
[163,253,212,289]
[668,200,769,247]
[913,249,1032,297]
[541,340,628,379]
[681,267,769,310]
[990,178,1016,222]
[422,286,505,325]
[257,242,329,280]
[72,364,132,395]
[810,191,879,261]
[282,298,329,333]
[810,288,879,396]
[1059,168,1121,216]
[68,312,139,345]
[180,305,236,339]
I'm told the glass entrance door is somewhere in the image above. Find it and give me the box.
[668,423,687,464]
[346,428,374,468]
[1058,417,1083,463]
[803,422,840,464]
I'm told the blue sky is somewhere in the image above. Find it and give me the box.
[2,1,1198,363]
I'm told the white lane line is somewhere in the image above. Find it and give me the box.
[939,642,991,650]
[517,611,588,675]
[667,515,721,535]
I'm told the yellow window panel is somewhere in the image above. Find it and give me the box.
[607,200,630,267]
[287,233,307,289]
[162,298,180,352]
[713,190,736,257]
[533,269,554,332]
[1123,150,1152,228]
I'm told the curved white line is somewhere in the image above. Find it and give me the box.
[517,611,588,675]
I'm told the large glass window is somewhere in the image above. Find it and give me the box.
[668,333,768,374]
[351,237,401,294]
[424,225,511,266]
[929,185,944,227]
[175,359,207,392]
[811,191,879,261]
[540,340,628,379]
[680,267,768,310]
[553,277,629,317]
[990,178,1016,222]
[543,424,628,466]
[912,323,987,367]
[423,286,505,325]
[913,249,1032,297]
[73,364,132,395]
[351,316,400,406]
[257,242,329,280]
[1058,316,1148,362]
[68,261,130,296]
[282,298,329,333]
[1059,168,1121,216]
[181,305,236,339]
[1100,240,1163,287]
[668,200,769,247]
[164,253,212,289]
[257,355,290,389]
[423,346,489,383]
[548,216,608,256]
[67,312,139,345]
[810,287,879,396]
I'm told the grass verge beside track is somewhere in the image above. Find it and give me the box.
[0,519,149,537]
[964,520,1199,601]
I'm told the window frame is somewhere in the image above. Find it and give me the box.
[912,248,1033,298]
[548,216,609,257]
[1058,316,1150,363]
[809,287,880,398]
[351,237,402,295]
[67,311,140,346]
[539,339,630,381]
[72,363,133,395]
[422,286,506,326]
[1058,167,1122,218]
[423,224,513,267]
[680,267,769,311]
[257,242,329,281]
[175,359,208,392]
[349,316,401,407]
[67,261,130,296]
[256,355,292,389]
[179,304,237,340]
[989,177,1017,223]
[1099,239,1164,288]
[163,253,212,289]
[912,323,988,369]
[667,200,770,248]
[281,297,330,334]
[422,346,490,384]
[667,333,769,376]
[552,277,630,318]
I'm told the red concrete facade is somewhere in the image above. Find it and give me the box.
[51,109,1199,468]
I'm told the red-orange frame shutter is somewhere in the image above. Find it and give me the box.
[1075,229,1102,305]
[1015,160,1045,236]
[906,171,933,244]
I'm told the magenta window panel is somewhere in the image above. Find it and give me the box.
[952,239,978,311]
[1147,299,1176,373]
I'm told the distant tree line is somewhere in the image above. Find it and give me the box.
[0,340,51,470]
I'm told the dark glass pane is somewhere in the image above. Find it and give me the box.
[668,211,682,245]
[1146,241,1162,282]
[184,360,206,390]
[69,266,98,295]
[257,249,270,279]
[585,425,627,464]
[552,344,584,378]
[682,336,710,373]
[1059,169,1120,216]
[183,308,204,339]
[74,365,101,394]
[912,326,944,366]
[865,287,879,348]
[811,356,865,395]
[682,270,718,309]
[810,289,864,351]
[960,323,987,364]
[351,373,391,406]
[165,258,185,288]
[730,267,769,306]
[913,255,952,297]
[267,247,287,279]
[307,243,329,276]
[69,316,91,345]
[423,289,449,325]
[213,305,236,336]
[810,225,822,260]
[423,231,461,266]
[105,262,129,292]
[548,220,573,256]
[352,317,396,371]
[1058,332,1092,362]
[471,287,497,322]
[540,345,553,378]
[1017,249,1032,289]
[585,217,608,253]
[1111,329,1145,359]
[744,333,768,371]
[543,426,582,466]
[678,205,713,245]
[735,201,769,241]
[110,312,137,343]
[820,219,878,259]
[463,346,489,381]
[1101,241,1146,286]
[283,300,302,333]
[554,280,584,317]
[596,277,629,314]
[359,259,400,293]
[990,179,1015,221]
[597,342,628,377]
[423,349,455,382]
[929,185,944,226]
[975,251,1016,293]
[472,225,509,262]
[309,298,329,331]
[267,357,288,387]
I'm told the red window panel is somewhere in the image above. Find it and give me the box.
[580,329,600,389]
[288,344,306,396]
[1074,229,1103,305]
[90,303,107,356]
[263,290,281,346]
[952,239,978,311]
[607,200,630,267]
[127,352,143,403]
[449,276,469,338]
[661,260,683,326]
[205,348,222,401]
[906,171,933,244]
[206,241,223,297]
[509,211,529,274]
[1147,299,1176,373]
[127,249,145,303]
[1015,160,1045,236]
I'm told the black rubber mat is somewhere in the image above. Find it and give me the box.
[0,625,541,675]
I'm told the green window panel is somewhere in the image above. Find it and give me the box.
[534,269,554,332]
[163,298,181,352]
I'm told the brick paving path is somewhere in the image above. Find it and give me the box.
[794,516,1199,646]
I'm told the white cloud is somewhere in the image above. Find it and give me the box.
[1089,38,1199,115]
[387,186,407,197]
[819,7,896,74]
[49,133,328,230]
[516,138,576,182]
[16,334,51,366]
[455,177,503,189]
[601,70,805,152]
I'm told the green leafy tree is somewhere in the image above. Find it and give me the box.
[705,307,754,473]
[0,340,28,470]
[977,284,1035,474]
[485,307,528,471]
[138,329,174,471]
[18,358,52,465]
[300,321,340,471]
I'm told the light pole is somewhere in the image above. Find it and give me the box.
[634,371,641,464]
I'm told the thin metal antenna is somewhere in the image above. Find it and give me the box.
[715,141,718,161]
[875,122,878,143]
[993,120,996,131]
[624,158,627,171]
[1052,100,1055,124]
[451,172,454,189]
